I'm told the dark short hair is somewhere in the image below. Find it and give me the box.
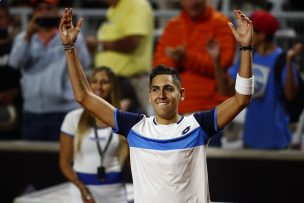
[149,64,182,88]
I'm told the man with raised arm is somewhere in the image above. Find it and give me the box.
[9,0,91,141]
[60,8,253,203]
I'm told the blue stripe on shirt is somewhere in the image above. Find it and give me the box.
[128,127,206,150]
[76,171,123,185]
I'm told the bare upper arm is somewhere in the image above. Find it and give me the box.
[216,94,251,129]
[118,135,129,166]
[59,133,74,166]
[81,92,116,128]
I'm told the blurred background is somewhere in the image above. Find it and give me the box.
[1,0,304,203]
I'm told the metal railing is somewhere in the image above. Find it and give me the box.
[9,7,304,44]
[10,7,178,35]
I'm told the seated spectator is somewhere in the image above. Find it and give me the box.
[60,67,129,203]
[9,0,91,141]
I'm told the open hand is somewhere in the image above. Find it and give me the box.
[26,14,40,37]
[287,42,303,59]
[80,185,95,203]
[166,45,185,62]
[59,8,82,45]
[228,10,253,46]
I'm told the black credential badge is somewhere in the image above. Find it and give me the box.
[93,121,113,182]
[97,165,106,181]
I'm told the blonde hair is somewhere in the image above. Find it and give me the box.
[75,67,120,151]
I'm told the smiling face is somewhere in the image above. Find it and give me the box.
[90,70,112,101]
[149,74,185,123]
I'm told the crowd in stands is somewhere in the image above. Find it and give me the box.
[1,0,304,150]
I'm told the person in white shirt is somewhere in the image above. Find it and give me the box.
[59,8,253,203]
[60,67,129,203]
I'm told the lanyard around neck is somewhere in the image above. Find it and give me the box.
[93,121,113,166]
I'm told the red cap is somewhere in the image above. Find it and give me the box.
[250,10,280,35]
[31,0,59,6]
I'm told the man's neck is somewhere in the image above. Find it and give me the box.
[38,28,57,45]
[155,114,181,125]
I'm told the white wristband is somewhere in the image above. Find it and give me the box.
[235,73,254,95]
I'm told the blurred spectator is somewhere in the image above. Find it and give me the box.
[86,0,154,116]
[9,0,91,141]
[153,0,236,146]
[288,42,304,149]
[227,10,299,149]
[292,110,304,150]
[0,4,22,140]
[60,67,129,203]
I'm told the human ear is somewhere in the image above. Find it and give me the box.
[179,88,185,101]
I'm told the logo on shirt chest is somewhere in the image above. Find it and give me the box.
[182,126,191,135]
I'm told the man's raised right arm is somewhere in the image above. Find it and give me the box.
[60,8,116,128]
